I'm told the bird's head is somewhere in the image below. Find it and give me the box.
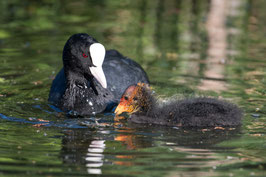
[115,83,152,115]
[63,33,107,88]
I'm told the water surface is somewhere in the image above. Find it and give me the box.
[0,0,265,176]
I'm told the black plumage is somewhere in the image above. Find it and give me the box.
[49,34,149,115]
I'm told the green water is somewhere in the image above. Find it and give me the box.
[0,0,265,176]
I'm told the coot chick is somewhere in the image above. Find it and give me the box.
[115,84,242,127]
[49,34,149,115]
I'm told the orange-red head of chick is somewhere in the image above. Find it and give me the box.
[115,83,152,115]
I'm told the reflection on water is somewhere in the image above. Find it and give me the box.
[86,140,106,174]
[0,0,266,176]
[60,125,242,176]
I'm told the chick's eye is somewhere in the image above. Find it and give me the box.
[133,97,138,101]
[82,53,88,58]
[124,96,128,101]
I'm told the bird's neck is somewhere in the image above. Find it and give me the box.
[65,69,93,88]
[62,70,97,110]
[136,88,155,114]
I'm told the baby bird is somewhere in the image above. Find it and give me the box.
[115,84,242,127]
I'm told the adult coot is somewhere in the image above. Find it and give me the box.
[115,84,242,127]
[49,34,149,115]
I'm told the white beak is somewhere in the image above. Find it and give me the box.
[89,66,107,88]
[89,43,107,88]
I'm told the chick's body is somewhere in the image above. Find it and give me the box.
[115,84,242,127]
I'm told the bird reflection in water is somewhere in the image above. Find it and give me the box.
[60,122,140,175]
[61,129,107,175]
[86,139,106,174]
[60,120,241,175]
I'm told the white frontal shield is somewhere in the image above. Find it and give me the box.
[89,43,107,88]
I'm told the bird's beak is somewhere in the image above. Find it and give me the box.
[115,103,136,115]
[89,43,107,88]
[89,66,107,88]
[114,104,126,115]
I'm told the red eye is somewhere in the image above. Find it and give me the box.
[82,53,88,58]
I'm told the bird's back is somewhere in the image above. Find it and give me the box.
[168,97,242,127]
[130,97,242,127]
[103,50,149,102]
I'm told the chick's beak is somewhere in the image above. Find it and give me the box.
[114,104,126,115]
[115,103,135,115]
